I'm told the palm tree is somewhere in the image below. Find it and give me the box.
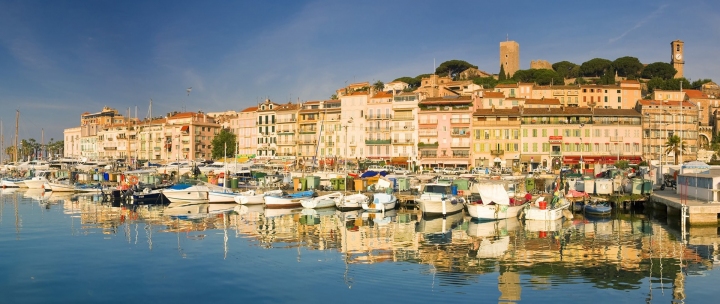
[664,135,687,165]
[372,80,384,93]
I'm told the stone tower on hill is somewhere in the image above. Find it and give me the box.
[500,40,519,77]
[671,40,684,79]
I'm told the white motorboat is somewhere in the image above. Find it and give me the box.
[522,196,572,221]
[1,177,26,188]
[466,182,527,220]
[415,183,465,216]
[362,193,397,212]
[264,190,314,208]
[234,189,283,205]
[208,187,238,203]
[47,180,76,192]
[301,191,343,209]
[161,183,209,203]
[335,193,369,211]
[23,170,53,189]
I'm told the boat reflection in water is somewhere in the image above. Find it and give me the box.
[4,188,717,303]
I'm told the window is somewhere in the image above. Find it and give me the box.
[523,143,528,152]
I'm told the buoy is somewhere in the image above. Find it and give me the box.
[128,176,139,185]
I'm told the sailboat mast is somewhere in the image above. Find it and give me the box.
[41,128,44,160]
[1,120,3,164]
[15,110,19,163]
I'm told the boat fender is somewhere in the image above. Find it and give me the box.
[143,187,151,194]
[450,198,458,205]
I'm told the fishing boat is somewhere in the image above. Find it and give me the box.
[415,182,465,216]
[416,211,465,245]
[301,191,343,209]
[466,182,527,220]
[522,195,572,221]
[207,187,239,203]
[161,183,210,203]
[584,200,612,216]
[264,190,314,208]
[362,192,397,212]
[234,189,283,205]
[335,193,369,211]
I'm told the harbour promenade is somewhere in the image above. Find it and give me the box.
[651,189,720,225]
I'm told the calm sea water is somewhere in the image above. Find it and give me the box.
[1,188,718,303]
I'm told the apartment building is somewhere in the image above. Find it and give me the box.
[235,106,258,160]
[256,99,278,159]
[636,100,699,164]
[275,102,300,160]
[417,95,477,169]
[390,91,419,168]
[472,107,521,169]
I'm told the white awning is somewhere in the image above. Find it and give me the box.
[493,157,502,162]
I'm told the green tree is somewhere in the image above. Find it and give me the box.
[552,61,579,78]
[510,69,563,85]
[472,76,498,89]
[599,66,616,85]
[498,64,507,81]
[330,94,338,100]
[579,58,612,77]
[435,60,477,80]
[664,135,687,165]
[393,77,420,89]
[611,56,643,78]
[691,78,713,89]
[575,77,588,85]
[210,129,237,160]
[641,62,677,79]
[372,80,384,92]
[614,160,630,170]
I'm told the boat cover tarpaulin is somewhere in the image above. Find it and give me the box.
[360,170,387,178]
[475,183,510,205]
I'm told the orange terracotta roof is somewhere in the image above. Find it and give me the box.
[241,106,258,112]
[495,83,518,88]
[592,108,642,116]
[525,98,560,105]
[620,79,640,84]
[483,92,505,98]
[683,89,707,99]
[349,91,369,96]
[372,91,394,98]
[522,107,593,116]
[473,108,521,116]
[636,100,697,107]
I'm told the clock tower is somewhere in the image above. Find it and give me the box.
[671,40,684,78]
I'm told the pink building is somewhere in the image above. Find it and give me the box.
[418,95,479,170]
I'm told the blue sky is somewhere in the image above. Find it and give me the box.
[1,0,718,144]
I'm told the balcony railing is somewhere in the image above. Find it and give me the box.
[277,140,297,145]
[550,151,562,156]
[277,130,295,134]
[365,139,391,145]
[609,136,624,142]
[418,120,438,124]
[365,127,392,132]
[420,153,438,158]
[276,118,297,123]
[393,139,415,144]
[450,118,471,124]
[299,128,317,134]
[452,154,470,158]
[393,115,415,121]
[418,142,439,148]
[451,132,470,137]
[326,142,335,147]
[419,131,439,137]
[490,149,504,155]
[104,147,117,150]
[365,114,392,120]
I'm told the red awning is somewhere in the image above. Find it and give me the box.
[180,125,189,132]
[563,155,603,164]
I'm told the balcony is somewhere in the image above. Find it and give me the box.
[450,143,470,148]
[154,147,161,151]
[397,125,415,131]
[104,146,117,151]
[300,117,318,122]
[609,136,624,142]
[393,139,415,145]
[365,114,392,120]
[419,131,439,137]
[299,128,317,134]
[450,118,471,124]
[550,151,562,157]
[277,140,297,145]
[452,154,470,158]
[393,114,415,121]
[420,153,438,158]
[277,130,295,135]
[277,118,297,123]
[299,139,316,145]
[418,120,438,125]
[365,139,391,145]
[326,142,335,147]
[418,142,439,149]
[365,127,391,132]
[451,131,470,137]
[490,149,504,156]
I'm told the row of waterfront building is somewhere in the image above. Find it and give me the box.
[62,76,720,171]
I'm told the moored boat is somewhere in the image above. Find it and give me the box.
[584,201,612,216]
[335,193,369,211]
[362,192,397,212]
[264,190,314,208]
[301,191,343,209]
[466,182,527,220]
[415,183,465,216]
[234,189,283,205]
[522,195,572,221]
[161,183,210,203]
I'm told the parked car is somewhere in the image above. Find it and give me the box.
[367,165,385,172]
[432,167,443,174]
[453,167,468,174]
[393,167,410,175]
[382,165,396,173]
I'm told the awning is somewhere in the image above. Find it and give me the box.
[493,157,502,162]
[180,125,189,132]
[520,155,542,163]
[389,157,409,165]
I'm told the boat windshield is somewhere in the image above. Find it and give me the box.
[424,185,450,194]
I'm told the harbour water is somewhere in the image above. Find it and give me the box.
[1,188,718,303]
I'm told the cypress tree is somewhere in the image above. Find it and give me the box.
[499,64,507,80]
